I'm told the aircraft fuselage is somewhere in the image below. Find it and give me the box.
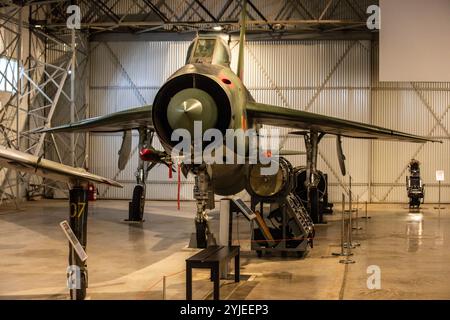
[152,59,257,195]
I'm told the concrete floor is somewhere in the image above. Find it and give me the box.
[1,200,449,300]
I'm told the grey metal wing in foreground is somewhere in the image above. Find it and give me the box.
[0,146,123,187]
[39,105,153,133]
[246,102,441,143]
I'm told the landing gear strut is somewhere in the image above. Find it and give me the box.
[190,166,216,248]
[304,131,325,224]
[128,128,153,222]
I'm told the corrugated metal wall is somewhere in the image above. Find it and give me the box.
[89,41,194,200]
[89,40,450,203]
[371,42,450,203]
[0,12,35,199]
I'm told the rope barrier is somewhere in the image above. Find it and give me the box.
[139,269,186,299]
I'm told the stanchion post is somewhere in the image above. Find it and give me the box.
[363,201,371,219]
[349,176,352,214]
[349,196,361,247]
[354,195,362,231]
[347,176,353,247]
[333,194,352,257]
[340,194,345,253]
[365,201,368,219]
[348,198,353,246]
[163,275,166,300]
[339,198,355,264]
[439,180,441,215]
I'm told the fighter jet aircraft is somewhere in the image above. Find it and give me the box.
[39,1,440,248]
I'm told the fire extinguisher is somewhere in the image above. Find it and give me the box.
[88,183,97,201]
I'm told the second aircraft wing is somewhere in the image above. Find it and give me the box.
[246,102,440,143]
[39,105,152,133]
[0,146,123,187]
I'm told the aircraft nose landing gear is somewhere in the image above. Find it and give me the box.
[190,167,217,248]
[195,213,208,249]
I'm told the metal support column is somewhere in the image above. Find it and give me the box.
[15,7,22,203]
[70,29,76,167]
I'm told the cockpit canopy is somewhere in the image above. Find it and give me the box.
[186,36,231,67]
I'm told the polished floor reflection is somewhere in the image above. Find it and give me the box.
[1,201,449,299]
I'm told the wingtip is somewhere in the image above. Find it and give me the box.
[108,180,124,188]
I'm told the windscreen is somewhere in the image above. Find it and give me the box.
[193,39,216,58]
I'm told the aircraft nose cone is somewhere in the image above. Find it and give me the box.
[167,88,218,135]
[181,98,203,117]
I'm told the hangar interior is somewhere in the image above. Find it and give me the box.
[1,0,450,300]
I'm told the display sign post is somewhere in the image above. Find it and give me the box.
[435,170,445,212]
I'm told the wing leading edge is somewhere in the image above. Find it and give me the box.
[246,102,441,143]
[0,146,123,187]
[39,105,153,133]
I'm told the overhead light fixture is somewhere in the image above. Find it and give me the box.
[213,25,223,31]
[273,23,285,31]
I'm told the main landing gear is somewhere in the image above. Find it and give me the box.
[127,128,154,222]
[303,131,326,224]
[128,184,146,221]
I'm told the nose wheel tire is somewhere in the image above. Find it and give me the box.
[309,187,320,224]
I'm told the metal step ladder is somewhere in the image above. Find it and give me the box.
[286,193,315,244]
